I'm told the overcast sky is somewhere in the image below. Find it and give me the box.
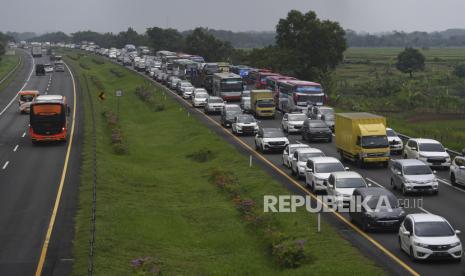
[1,0,465,34]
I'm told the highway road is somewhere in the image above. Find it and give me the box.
[0,49,81,276]
[115,58,465,276]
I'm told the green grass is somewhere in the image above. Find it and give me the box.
[334,47,465,151]
[64,51,385,275]
[0,53,20,91]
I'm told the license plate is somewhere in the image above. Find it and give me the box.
[433,162,441,166]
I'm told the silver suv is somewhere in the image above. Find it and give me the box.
[390,159,438,195]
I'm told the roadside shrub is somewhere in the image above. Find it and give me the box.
[102,110,128,155]
[79,62,90,70]
[109,68,125,78]
[130,256,162,275]
[91,58,105,65]
[208,168,310,268]
[186,148,215,163]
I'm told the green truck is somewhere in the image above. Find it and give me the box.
[335,112,390,168]
[250,90,276,118]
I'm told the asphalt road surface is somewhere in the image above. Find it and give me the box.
[0,50,81,276]
[117,58,465,276]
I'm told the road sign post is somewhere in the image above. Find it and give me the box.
[115,90,123,122]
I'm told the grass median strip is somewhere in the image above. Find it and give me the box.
[0,53,20,91]
[65,52,385,275]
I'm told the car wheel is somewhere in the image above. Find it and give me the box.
[451,174,456,186]
[402,184,408,196]
[404,154,408,159]
[409,247,417,262]
[255,141,259,150]
[311,181,316,193]
[301,132,306,141]
[327,137,332,143]
[362,219,369,232]
[390,178,396,190]
[291,166,296,176]
[382,162,389,168]
[398,237,402,251]
[261,144,265,153]
[432,190,439,195]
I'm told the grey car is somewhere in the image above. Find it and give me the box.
[390,159,439,195]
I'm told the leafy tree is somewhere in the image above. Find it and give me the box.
[184,28,234,61]
[275,10,347,80]
[28,31,70,43]
[0,41,5,56]
[396,47,425,77]
[146,27,184,52]
[453,63,465,78]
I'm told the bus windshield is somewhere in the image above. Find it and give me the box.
[221,79,243,91]
[296,85,322,93]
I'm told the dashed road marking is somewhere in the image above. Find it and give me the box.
[13,145,18,152]
[2,161,9,170]
[22,131,26,138]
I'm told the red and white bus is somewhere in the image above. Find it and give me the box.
[277,80,326,113]
[266,76,296,108]
[212,72,243,101]
[247,69,278,89]
[29,95,69,143]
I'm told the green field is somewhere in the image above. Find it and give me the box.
[0,53,20,90]
[333,47,465,151]
[64,52,385,275]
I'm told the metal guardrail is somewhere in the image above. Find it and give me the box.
[397,133,463,159]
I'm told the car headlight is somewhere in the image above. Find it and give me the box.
[450,242,461,247]
[236,125,242,130]
[414,241,429,248]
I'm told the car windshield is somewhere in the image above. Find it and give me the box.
[196,94,208,98]
[226,111,242,118]
[386,129,396,136]
[288,114,307,121]
[181,83,192,87]
[289,146,309,154]
[263,130,285,138]
[237,116,256,123]
[403,165,432,175]
[361,135,389,149]
[315,162,345,173]
[415,221,455,237]
[209,98,223,103]
[366,194,399,209]
[226,106,242,112]
[309,122,328,128]
[419,143,445,152]
[335,178,366,188]
[20,95,35,102]
[300,152,324,161]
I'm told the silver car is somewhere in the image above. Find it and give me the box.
[390,159,438,195]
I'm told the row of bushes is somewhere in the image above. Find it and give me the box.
[79,62,90,70]
[102,110,128,155]
[135,85,165,112]
[109,68,125,78]
[209,168,308,268]
[91,58,105,65]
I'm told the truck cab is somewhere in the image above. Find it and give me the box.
[250,90,276,118]
[335,113,390,168]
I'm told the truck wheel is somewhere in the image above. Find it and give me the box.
[301,133,306,141]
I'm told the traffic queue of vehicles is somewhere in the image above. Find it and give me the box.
[71,43,465,262]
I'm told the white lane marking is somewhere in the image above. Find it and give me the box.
[296,140,303,144]
[13,145,18,152]
[2,161,9,170]
[366,177,383,188]
[418,207,431,214]
[437,178,465,193]
[22,131,26,138]
[366,177,432,214]
[0,51,35,116]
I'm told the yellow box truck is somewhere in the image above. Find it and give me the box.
[250,90,276,118]
[335,112,390,168]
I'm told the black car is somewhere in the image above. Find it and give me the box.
[221,105,242,128]
[350,187,406,232]
[301,119,332,142]
[35,64,45,76]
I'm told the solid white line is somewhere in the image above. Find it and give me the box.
[13,145,18,152]
[437,178,465,193]
[418,207,431,214]
[22,131,26,138]
[0,51,35,116]
[2,161,9,170]
[366,177,383,188]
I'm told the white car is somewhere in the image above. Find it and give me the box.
[192,91,209,107]
[282,144,310,168]
[390,159,438,195]
[290,148,325,178]
[387,128,403,154]
[231,114,258,136]
[399,213,462,262]
[282,113,307,133]
[169,78,181,90]
[180,83,195,99]
[254,128,289,153]
[326,171,368,207]
[305,157,347,192]
[204,97,225,114]
[450,156,465,186]
[44,64,54,73]
[403,138,451,168]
